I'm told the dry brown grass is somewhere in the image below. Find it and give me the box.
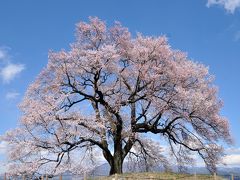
[93,172,225,180]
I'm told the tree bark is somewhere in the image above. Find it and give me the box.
[103,149,123,175]
[109,154,123,175]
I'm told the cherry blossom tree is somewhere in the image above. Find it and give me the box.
[2,17,232,176]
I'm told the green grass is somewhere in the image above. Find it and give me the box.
[91,172,225,180]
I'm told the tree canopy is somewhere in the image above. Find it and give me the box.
[3,17,231,176]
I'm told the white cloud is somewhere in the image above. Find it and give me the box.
[6,92,20,100]
[0,47,25,83]
[0,141,8,174]
[0,47,10,63]
[222,154,240,166]
[207,0,240,13]
[0,63,25,83]
[194,147,240,167]
[226,147,240,154]
[0,50,6,60]
[0,141,8,155]
[219,147,240,167]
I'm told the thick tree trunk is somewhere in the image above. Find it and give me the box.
[102,132,135,175]
[102,144,124,175]
[108,118,124,175]
[109,154,123,175]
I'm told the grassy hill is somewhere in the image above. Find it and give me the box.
[93,172,225,180]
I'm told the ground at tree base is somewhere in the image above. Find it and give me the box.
[92,172,225,180]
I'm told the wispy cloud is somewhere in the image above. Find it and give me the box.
[219,147,240,166]
[223,154,240,166]
[0,47,25,83]
[6,91,20,100]
[0,50,6,60]
[0,141,7,174]
[1,64,25,83]
[195,147,240,167]
[0,141,7,155]
[0,47,9,63]
[207,0,240,13]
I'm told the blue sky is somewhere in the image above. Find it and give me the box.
[0,0,240,167]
